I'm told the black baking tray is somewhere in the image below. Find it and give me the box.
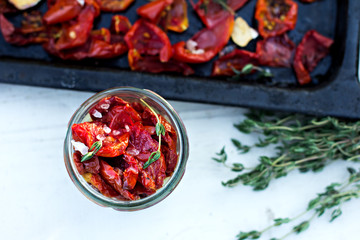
[1,0,359,118]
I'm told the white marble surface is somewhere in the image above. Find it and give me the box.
[0,83,358,240]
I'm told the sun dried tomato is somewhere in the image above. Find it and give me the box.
[54,4,96,50]
[293,30,333,85]
[192,0,248,28]
[122,154,139,190]
[99,160,137,200]
[72,122,130,157]
[125,19,172,62]
[255,0,298,38]
[212,49,259,76]
[128,49,194,75]
[256,34,295,67]
[0,12,48,46]
[83,172,120,198]
[172,16,234,63]
[137,0,188,32]
[100,0,134,12]
[43,0,82,25]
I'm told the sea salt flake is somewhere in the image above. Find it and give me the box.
[92,110,102,118]
[71,140,89,155]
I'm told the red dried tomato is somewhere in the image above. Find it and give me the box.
[256,34,295,68]
[192,0,248,28]
[255,0,298,38]
[212,49,259,76]
[137,0,188,32]
[172,16,234,64]
[0,12,48,46]
[83,172,121,198]
[43,0,82,25]
[128,49,194,75]
[293,30,333,85]
[100,0,134,12]
[125,19,172,62]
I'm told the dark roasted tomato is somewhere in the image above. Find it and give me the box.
[124,19,172,62]
[0,0,17,13]
[255,0,298,38]
[212,49,259,76]
[293,30,333,85]
[192,0,248,28]
[100,0,134,12]
[128,49,194,75]
[172,16,234,63]
[43,0,82,25]
[256,34,295,67]
[0,12,48,46]
[43,15,130,60]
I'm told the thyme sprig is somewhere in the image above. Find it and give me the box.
[237,167,360,240]
[141,99,166,169]
[232,64,273,80]
[81,141,102,162]
[215,110,360,190]
[200,0,235,15]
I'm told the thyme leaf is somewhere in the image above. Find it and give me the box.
[141,99,166,169]
[81,141,102,162]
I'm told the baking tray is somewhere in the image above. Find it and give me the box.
[0,0,359,118]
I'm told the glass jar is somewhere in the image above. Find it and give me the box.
[64,87,189,211]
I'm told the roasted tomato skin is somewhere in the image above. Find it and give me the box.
[172,16,234,64]
[293,30,333,85]
[212,49,259,76]
[256,34,295,68]
[43,0,82,25]
[255,0,298,38]
[100,0,134,12]
[192,0,249,28]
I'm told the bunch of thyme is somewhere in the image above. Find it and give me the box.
[213,110,360,190]
[237,167,360,240]
[213,110,360,239]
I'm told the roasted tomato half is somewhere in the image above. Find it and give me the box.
[172,16,234,64]
[293,30,333,85]
[255,0,298,38]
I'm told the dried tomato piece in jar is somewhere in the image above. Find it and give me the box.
[256,34,295,67]
[124,19,172,62]
[83,172,121,198]
[293,30,333,85]
[192,0,248,28]
[100,0,134,12]
[212,49,259,76]
[172,16,234,64]
[255,0,298,38]
[72,122,130,158]
[0,11,48,46]
[128,49,194,75]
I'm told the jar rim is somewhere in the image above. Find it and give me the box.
[64,86,189,211]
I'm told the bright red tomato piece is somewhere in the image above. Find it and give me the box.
[100,0,134,12]
[43,0,82,25]
[172,16,234,64]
